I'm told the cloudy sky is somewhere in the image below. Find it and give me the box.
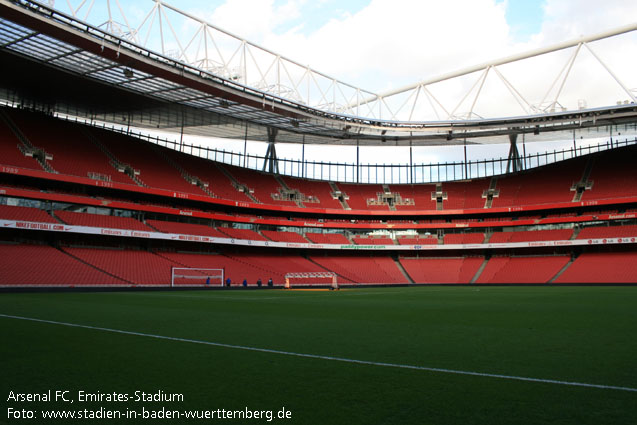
[58,0,637,179]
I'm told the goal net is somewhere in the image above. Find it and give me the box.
[171,267,224,287]
[284,272,338,289]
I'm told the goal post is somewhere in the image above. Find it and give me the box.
[284,272,338,289]
[171,267,224,287]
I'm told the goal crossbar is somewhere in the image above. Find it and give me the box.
[171,267,224,287]
[284,272,338,289]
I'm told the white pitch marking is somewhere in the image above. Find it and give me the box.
[1,313,636,393]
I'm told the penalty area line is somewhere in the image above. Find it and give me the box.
[1,312,636,393]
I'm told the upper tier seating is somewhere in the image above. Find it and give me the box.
[0,118,43,170]
[337,184,389,210]
[443,180,491,210]
[282,176,344,209]
[56,211,152,231]
[475,255,570,283]
[3,107,637,215]
[222,164,296,206]
[584,147,637,200]
[161,149,252,202]
[7,109,136,185]
[91,129,208,195]
[0,244,125,285]
[389,184,438,211]
[399,256,484,283]
[554,252,637,283]
[492,158,585,207]
[0,205,58,223]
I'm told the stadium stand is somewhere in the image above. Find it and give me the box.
[217,227,268,241]
[0,243,125,285]
[63,247,176,285]
[489,229,573,243]
[282,176,344,209]
[56,210,152,231]
[167,152,252,202]
[443,233,485,244]
[576,224,637,240]
[337,183,389,210]
[396,235,438,245]
[584,148,637,200]
[492,158,585,207]
[309,255,408,284]
[222,164,296,206]
[0,204,58,223]
[305,233,352,245]
[261,230,309,243]
[352,235,395,245]
[6,109,137,185]
[90,128,209,195]
[475,256,570,284]
[554,252,637,283]
[146,220,228,238]
[443,180,490,209]
[399,256,484,284]
[0,117,44,170]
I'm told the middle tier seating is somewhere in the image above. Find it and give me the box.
[217,227,268,241]
[397,235,438,245]
[56,211,153,231]
[304,233,352,245]
[0,204,58,223]
[576,224,637,240]
[146,220,228,238]
[489,229,573,243]
[261,230,309,243]
[352,235,395,245]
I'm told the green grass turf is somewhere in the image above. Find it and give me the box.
[0,286,636,425]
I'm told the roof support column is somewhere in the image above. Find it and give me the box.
[506,133,522,173]
[263,127,279,174]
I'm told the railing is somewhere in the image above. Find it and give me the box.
[108,126,637,184]
[2,99,636,185]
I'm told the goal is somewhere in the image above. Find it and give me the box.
[171,267,224,287]
[284,272,338,289]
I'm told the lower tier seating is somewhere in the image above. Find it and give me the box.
[62,247,176,285]
[476,256,570,284]
[399,257,484,284]
[0,244,125,285]
[554,252,637,283]
[309,255,408,284]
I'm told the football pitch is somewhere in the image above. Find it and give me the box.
[1,286,636,425]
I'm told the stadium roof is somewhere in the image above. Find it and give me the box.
[1,0,636,147]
